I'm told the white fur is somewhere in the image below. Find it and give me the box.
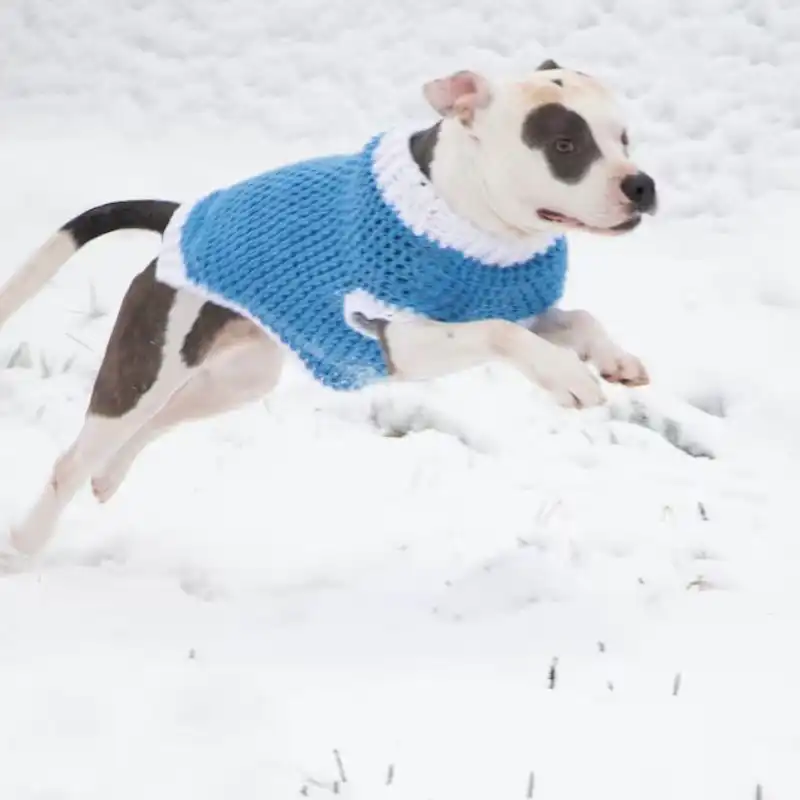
[382,316,604,407]
[0,231,76,329]
[10,290,206,555]
[372,127,557,265]
[431,70,641,237]
[531,308,649,385]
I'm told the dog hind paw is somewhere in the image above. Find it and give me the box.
[91,474,120,504]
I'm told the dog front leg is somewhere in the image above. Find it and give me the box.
[361,315,605,409]
[529,309,649,387]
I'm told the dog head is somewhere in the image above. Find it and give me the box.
[423,61,657,237]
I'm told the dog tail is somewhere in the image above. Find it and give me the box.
[0,199,179,329]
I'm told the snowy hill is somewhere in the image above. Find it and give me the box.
[1,1,800,798]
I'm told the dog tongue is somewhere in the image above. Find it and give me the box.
[538,209,571,223]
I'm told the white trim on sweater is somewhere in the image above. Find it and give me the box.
[157,128,560,294]
[371,126,557,267]
[157,202,315,380]
[154,129,562,388]
[157,200,193,290]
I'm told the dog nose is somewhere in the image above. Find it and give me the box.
[620,172,657,213]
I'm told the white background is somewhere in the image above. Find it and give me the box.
[1,1,800,797]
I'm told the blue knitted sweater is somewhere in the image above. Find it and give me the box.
[157,128,568,390]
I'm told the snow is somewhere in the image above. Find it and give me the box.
[2,0,800,797]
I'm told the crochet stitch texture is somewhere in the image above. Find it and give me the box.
[157,129,569,390]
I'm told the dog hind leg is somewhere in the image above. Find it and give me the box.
[10,266,205,556]
[91,322,282,504]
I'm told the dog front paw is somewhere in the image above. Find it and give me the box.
[534,345,606,409]
[586,344,650,387]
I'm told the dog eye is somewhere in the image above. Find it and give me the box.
[621,130,630,148]
[554,138,574,154]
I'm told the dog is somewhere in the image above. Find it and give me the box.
[0,60,656,557]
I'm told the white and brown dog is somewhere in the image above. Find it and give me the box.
[0,60,656,557]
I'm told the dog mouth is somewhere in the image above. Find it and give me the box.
[537,209,642,234]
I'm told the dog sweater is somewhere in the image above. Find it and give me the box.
[157,127,568,390]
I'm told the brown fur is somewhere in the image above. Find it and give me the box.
[89,262,176,417]
[181,301,242,368]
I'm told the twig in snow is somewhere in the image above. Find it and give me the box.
[697,501,709,521]
[526,771,536,798]
[386,764,395,786]
[65,331,93,352]
[597,641,606,654]
[672,672,682,697]
[62,353,78,374]
[755,783,763,800]
[7,341,33,369]
[87,281,106,320]
[548,657,559,690]
[333,750,347,784]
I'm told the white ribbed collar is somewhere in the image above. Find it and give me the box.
[370,126,559,268]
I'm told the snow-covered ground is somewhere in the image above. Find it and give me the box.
[1,1,800,798]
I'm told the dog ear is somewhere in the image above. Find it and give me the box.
[422,70,491,125]
[536,59,561,71]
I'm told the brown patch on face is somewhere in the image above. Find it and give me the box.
[90,261,176,417]
[522,103,602,184]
